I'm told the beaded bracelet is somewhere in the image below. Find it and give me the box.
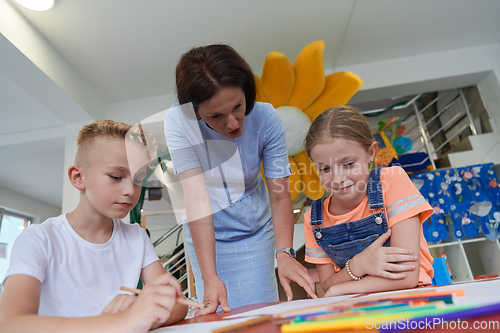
[345,259,363,281]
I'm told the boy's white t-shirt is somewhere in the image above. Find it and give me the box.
[4,214,159,317]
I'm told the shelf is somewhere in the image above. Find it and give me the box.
[428,237,489,249]
[427,237,500,283]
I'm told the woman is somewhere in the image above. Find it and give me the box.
[164,44,316,315]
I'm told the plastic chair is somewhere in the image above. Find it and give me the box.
[431,257,453,286]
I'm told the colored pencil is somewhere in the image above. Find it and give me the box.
[279,288,464,318]
[281,305,474,332]
[380,301,500,333]
[211,315,272,333]
[120,286,204,308]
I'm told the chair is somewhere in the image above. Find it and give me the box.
[431,257,453,286]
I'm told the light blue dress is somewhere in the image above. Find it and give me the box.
[164,102,291,309]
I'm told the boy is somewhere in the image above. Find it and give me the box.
[0,120,187,333]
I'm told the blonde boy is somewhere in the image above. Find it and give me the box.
[0,120,187,333]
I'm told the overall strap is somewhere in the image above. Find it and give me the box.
[367,167,385,210]
[310,197,326,226]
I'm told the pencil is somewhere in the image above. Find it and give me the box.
[278,288,465,318]
[211,315,272,333]
[120,286,205,308]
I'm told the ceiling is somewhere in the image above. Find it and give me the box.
[1,0,500,209]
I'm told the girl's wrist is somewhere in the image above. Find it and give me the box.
[348,256,364,278]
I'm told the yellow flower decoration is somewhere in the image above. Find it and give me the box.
[255,41,363,202]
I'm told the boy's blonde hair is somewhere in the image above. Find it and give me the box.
[75,120,154,168]
[305,105,374,157]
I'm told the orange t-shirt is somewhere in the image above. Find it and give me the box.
[304,166,434,286]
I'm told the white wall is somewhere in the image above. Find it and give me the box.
[478,71,500,135]
[0,186,61,224]
[0,0,104,121]
[105,94,177,125]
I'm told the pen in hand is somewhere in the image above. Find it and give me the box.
[120,286,205,308]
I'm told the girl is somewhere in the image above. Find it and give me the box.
[303,106,434,297]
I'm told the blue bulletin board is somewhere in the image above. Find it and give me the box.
[410,163,500,243]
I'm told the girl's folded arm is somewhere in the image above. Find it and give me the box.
[324,216,422,297]
[317,262,358,292]
[387,215,421,287]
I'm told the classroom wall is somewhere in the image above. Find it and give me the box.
[104,44,500,138]
[0,0,104,121]
[0,186,61,224]
[338,44,500,133]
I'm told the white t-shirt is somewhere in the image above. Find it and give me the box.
[4,214,159,317]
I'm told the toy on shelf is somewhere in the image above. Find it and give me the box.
[374,117,413,167]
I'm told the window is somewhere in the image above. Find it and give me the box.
[0,209,32,288]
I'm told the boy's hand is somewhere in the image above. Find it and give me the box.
[119,274,183,333]
[351,229,417,279]
[195,277,230,316]
[101,294,136,315]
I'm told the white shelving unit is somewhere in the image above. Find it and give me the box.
[428,237,500,283]
[426,165,500,283]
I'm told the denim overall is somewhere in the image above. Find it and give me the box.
[310,167,390,270]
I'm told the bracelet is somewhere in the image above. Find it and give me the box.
[345,259,363,281]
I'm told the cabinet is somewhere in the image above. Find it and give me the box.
[425,164,500,283]
[428,236,500,282]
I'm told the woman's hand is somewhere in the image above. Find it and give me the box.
[194,277,230,316]
[277,254,317,301]
[350,229,418,280]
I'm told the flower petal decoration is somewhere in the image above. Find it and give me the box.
[304,71,363,122]
[293,150,324,200]
[257,41,364,203]
[288,156,301,203]
[254,76,270,103]
[261,52,295,108]
[288,41,326,110]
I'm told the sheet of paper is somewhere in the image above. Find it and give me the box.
[224,294,358,318]
[151,317,258,332]
[434,278,500,307]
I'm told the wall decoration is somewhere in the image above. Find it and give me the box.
[254,41,363,202]
[374,117,413,167]
[411,163,500,242]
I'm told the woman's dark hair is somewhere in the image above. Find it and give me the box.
[176,44,256,115]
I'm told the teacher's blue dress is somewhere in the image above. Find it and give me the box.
[164,102,291,309]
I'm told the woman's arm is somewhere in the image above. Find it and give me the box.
[0,274,178,333]
[323,216,421,296]
[177,167,230,315]
[267,177,316,300]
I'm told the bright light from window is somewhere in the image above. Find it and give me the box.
[15,0,54,11]
[293,209,301,214]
